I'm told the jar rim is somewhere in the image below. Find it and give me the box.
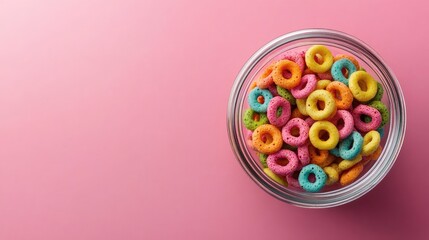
[227,28,406,208]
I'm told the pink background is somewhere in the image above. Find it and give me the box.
[0,0,428,239]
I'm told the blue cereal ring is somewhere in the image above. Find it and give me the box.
[299,164,327,192]
[331,59,357,86]
[329,144,340,157]
[377,127,385,138]
[248,87,273,113]
[339,131,363,160]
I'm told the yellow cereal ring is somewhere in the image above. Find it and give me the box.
[272,60,302,89]
[323,166,339,185]
[252,124,283,154]
[339,154,362,171]
[296,98,309,116]
[263,168,288,186]
[309,121,340,150]
[316,79,332,90]
[340,162,364,186]
[361,130,381,156]
[330,163,343,174]
[306,90,337,120]
[305,45,334,73]
[349,71,378,102]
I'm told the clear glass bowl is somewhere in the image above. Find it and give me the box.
[227,29,406,208]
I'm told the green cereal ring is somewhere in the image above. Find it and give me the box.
[243,109,268,131]
[258,153,268,168]
[372,82,384,101]
[277,85,296,105]
[368,101,389,127]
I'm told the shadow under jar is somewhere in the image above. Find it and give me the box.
[227,29,406,208]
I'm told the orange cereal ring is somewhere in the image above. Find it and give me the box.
[368,145,383,161]
[309,145,334,167]
[249,81,257,91]
[340,162,364,186]
[326,81,353,110]
[334,54,360,70]
[256,64,275,89]
[303,68,316,75]
[291,107,306,119]
[252,124,283,154]
[272,60,302,89]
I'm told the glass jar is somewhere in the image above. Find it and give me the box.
[227,29,406,208]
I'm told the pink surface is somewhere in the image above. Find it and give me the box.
[0,0,428,239]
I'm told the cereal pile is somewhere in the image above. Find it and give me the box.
[243,45,388,192]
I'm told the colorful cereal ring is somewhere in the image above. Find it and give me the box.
[349,71,378,102]
[316,79,332,90]
[296,98,309,116]
[329,110,354,139]
[277,85,296,105]
[267,149,299,176]
[245,129,254,149]
[248,87,273,113]
[309,121,340,150]
[318,72,333,81]
[263,168,288,186]
[352,104,382,132]
[340,162,364,186]
[243,109,268,131]
[372,82,384,101]
[291,107,306,119]
[299,164,327,192]
[280,51,305,72]
[334,54,360,70]
[252,124,283,154]
[326,81,353,110]
[291,74,317,99]
[324,166,339,185]
[305,45,334,73]
[256,64,274,89]
[286,170,301,188]
[368,101,389,127]
[281,118,309,147]
[267,83,279,97]
[306,90,337,120]
[297,144,310,166]
[309,145,335,167]
[339,131,363,160]
[329,145,340,157]
[272,60,302,89]
[339,154,362,170]
[362,130,381,156]
[258,152,268,168]
[331,58,357,85]
[267,96,291,128]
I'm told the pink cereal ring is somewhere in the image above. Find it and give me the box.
[352,104,382,132]
[317,72,334,80]
[286,166,303,188]
[267,149,299,176]
[282,118,309,147]
[291,74,317,99]
[297,143,310,166]
[268,83,279,96]
[305,117,315,127]
[281,52,305,72]
[330,110,354,139]
[245,129,254,149]
[267,96,292,128]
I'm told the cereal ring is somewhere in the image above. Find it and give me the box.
[256,64,274,89]
[280,51,305,72]
[267,149,299,176]
[339,154,362,170]
[243,109,269,131]
[249,81,257,91]
[252,124,283,154]
[309,145,335,167]
[377,127,385,138]
[318,72,333,81]
[329,145,340,157]
[316,79,332,90]
[245,129,254,149]
[286,170,301,188]
[267,83,279,97]
[263,168,288,186]
[329,110,354,139]
[306,90,337,120]
[371,82,384,101]
[276,85,296,105]
[339,131,363,160]
[297,144,310,166]
[330,163,343,174]
[367,145,383,161]
[324,166,339,185]
[352,104,382,132]
[291,74,317,99]
[291,107,306,119]
[258,153,268,168]
[248,87,273,113]
[368,101,389,127]
[326,81,353,110]
[362,130,381,156]
[331,58,357,85]
[305,117,315,127]
[267,96,291,128]
[349,71,378,102]
[272,60,302,89]
[282,118,309,147]
[334,54,360,70]
[305,45,334,73]
[309,121,340,150]
[299,164,327,192]
[340,162,364,186]
[296,98,309,116]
